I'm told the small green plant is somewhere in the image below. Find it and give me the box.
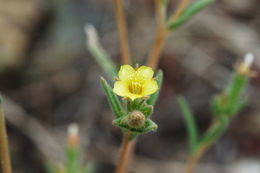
[178,53,255,173]
[46,124,94,173]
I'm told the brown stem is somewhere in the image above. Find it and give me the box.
[168,0,191,22]
[183,143,209,173]
[147,0,167,70]
[0,103,12,173]
[115,133,135,173]
[147,0,192,70]
[113,0,131,64]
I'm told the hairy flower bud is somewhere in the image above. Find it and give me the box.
[67,123,79,148]
[237,53,256,77]
[127,111,145,128]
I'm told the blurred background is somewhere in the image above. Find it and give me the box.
[0,0,260,173]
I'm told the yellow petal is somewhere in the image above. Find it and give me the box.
[136,66,154,81]
[142,79,158,96]
[113,81,142,100]
[127,93,142,101]
[113,81,129,97]
[118,65,135,81]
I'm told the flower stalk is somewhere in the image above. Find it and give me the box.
[148,0,213,70]
[147,0,167,69]
[168,0,191,22]
[113,0,131,64]
[183,143,209,173]
[0,97,12,173]
[115,133,135,173]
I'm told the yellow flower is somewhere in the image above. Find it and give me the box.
[113,65,158,100]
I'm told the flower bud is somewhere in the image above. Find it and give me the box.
[237,53,256,77]
[67,123,79,148]
[127,111,145,128]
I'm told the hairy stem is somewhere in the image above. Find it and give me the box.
[147,0,167,70]
[115,133,135,173]
[113,0,131,64]
[0,103,12,173]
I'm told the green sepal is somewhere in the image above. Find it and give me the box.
[140,105,153,118]
[141,119,158,133]
[100,77,125,118]
[113,118,157,134]
[147,70,163,105]
[0,95,2,104]
[127,98,146,112]
[167,0,214,30]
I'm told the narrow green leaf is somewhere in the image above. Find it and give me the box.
[178,97,199,153]
[100,77,125,118]
[167,0,214,30]
[147,70,163,105]
[85,25,117,80]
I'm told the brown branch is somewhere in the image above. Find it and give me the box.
[147,0,167,70]
[115,133,135,173]
[183,143,209,173]
[2,95,63,162]
[168,0,191,23]
[0,103,12,173]
[113,0,131,64]
[147,0,192,70]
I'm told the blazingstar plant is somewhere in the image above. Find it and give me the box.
[100,66,163,173]
[85,0,214,173]
[47,124,94,173]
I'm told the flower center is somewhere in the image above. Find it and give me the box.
[128,78,143,95]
